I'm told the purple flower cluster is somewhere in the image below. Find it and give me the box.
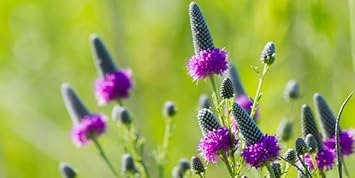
[187,48,229,81]
[198,127,236,163]
[95,69,133,105]
[72,113,107,146]
[242,135,280,168]
[323,130,355,156]
[304,147,335,171]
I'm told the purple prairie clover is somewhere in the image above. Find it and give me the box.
[72,113,107,146]
[304,147,336,171]
[235,95,259,120]
[241,135,281,168]
[187,48,229,81]
[323,130,355,156]
[95,69,133,105]
[198,127,237,163]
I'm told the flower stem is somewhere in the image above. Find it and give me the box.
[265,162,276,178]
[279,156,305,177]
[158,117,174,178]
[297,154,312,177]
[250,64,269,119]
[220,153,235,178]
[92,137,119,177]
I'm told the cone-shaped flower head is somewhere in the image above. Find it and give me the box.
[313,93,338,138]
[295,138,307,155]
[323,130,355,156]
[59,162,77,178]
[95,69,133,105]
[260,42,276,65]
[305,134,318,153]
[121,154,136,173]
[227,63,246,96]
[220,78,234,99]
[112,106,131,125]
[235,95,258,120]
[61,83,90,124]
[232,103,263,145]
[271,162,282,178]
[304,147,335,171]
[198,94,211,109]
[189,2,214,54]
[197,108,221,136]
[71,113,107,146]
[277,118,293,142]
[90,34,117,76]
[198,127,236,163]
[283,149,297,163]
[284,80,300,101]
[187,2,229,81]
[301,104,322,150]
[191,156,205,174]
[172,159,190,178]
[163,101,177,117]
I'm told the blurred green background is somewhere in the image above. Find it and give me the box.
[1,0,355,177]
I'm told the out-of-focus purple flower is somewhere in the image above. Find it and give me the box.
[304,147,335,171]
[198,127,236,163]
[235,95,258,120]
[95,69,133,105]
[242,135,280,168]
[323,130,355,156]
[187,48,229,81]
[72,113,107,146]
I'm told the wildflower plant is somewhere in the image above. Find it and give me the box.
[57,1,355,178]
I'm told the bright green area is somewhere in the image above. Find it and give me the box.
[0,0,355,177]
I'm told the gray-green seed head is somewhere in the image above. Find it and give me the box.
[260,41,276,65]
[198,94,211,109]
[227,63,246,96]
[191,156,205,174]
[112,106,131,125]
[90,34,117,76]
[305,134,318,153]
[277,118,293,142]
[61,83,90,124]
[189,2,214,54]
[313,93,338,138]
[232,103,264,145]
[283,149,297,163]
[59,162,76,178]
[295,138,307,155]
[172,159,191,178]
[163,101,177,117]
[284,80,300,100]
[220,78,234,99]
[301,104,323,150]
[121,154,136,173]
[271,162,282,178]
[197,108,221,136]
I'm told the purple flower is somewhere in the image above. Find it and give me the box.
[198,127,236,163]
[187,48,229,81]
[235,95,259,120]
[304,147,335,171]
[323,130,355,156]
[72,113,107,146]
[95,69,133,105]
[242,135,281,168]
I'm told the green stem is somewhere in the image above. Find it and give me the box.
[209,75,218,98]
[92,137,119,177]
[158,117,174,178]
[265,162,276,178]
[279,156,305,177]
[341,157,350,178]
[297,155,312,177]
[250,64,269,119]
[220,154,234,178]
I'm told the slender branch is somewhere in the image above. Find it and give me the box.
[250,64,269,119]
[92,137,119,177]
[335,92,354,178]
[279,156,305,176]
[297,154,312,177]
[265,162,276,178]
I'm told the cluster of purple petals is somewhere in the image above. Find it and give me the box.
[241,135,280,168]
[235,95,259,120]
[323,130,355,156]
[198,127,237,163]
[187,48,229,81]
[95,69,133,105]
[304,147,335,171]
[72,113,107,146]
